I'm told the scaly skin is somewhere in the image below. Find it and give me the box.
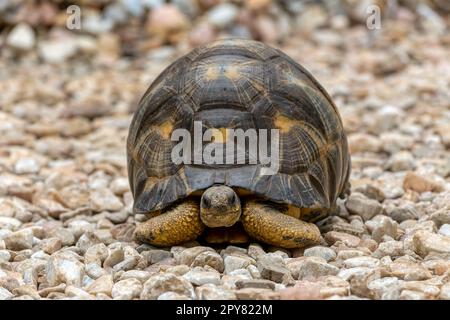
[134,198,322,248]
[134,200,205,247]
[241,200,322,249]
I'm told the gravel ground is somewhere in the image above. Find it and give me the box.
[0,1,450,300]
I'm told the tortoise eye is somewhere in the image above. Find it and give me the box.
[202,197,211,208]
[229,193,236,204]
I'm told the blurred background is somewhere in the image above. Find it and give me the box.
[0,0,449,301]
[0,0,449,60]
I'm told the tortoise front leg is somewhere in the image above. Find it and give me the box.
[134,200,205,247]
[241,200,321,249]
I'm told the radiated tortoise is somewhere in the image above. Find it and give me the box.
[127,39,351,249]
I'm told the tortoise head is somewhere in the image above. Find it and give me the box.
[200,185,241,228]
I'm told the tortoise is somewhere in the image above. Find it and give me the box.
[127,39,351,249]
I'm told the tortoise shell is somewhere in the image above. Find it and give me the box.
[127,39,351,220]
